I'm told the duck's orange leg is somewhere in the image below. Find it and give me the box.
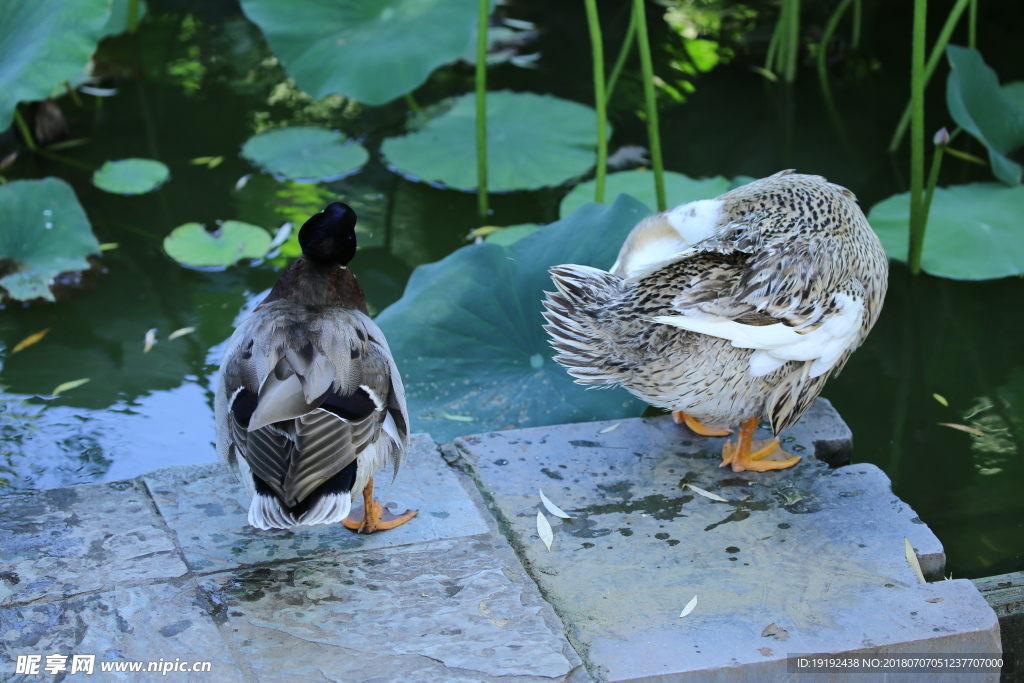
[672,411,732,436]
[342,477,418,534]
[719,417,801,472]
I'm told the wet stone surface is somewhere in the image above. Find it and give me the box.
[455,399,1002,682]
[0,434,585,683]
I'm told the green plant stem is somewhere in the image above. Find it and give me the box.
[968,0,977,48]
[922,144,945,227]
[887,0,970,153]
[632,0,665,211]
[852,0,862,49]
[817,0,853,104]
[784,0,800,83]
[944,146,986,165]
[65,82,83,108]
[12,109,36,151]
[404,92,423,114]
[908,0,927,275]
[475,0,489,222]
[127,0,140,33]
[33,149,95,171]
[584,0,608,203]
[605,9,636,106]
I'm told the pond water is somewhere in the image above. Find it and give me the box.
[1,0,1021,579]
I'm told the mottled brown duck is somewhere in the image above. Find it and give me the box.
[542,170,888,472]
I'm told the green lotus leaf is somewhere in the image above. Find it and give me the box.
[99,0,148,39]
[241,127,369,182]
[946,46,1024,186]
[867,182,1024,280]
[485,223,539,246]
[375,194,651,442]
[239,0,478,106]
[382,91,603,192]
[0,0,111,131]
[0,178,100,302]
[163,221,272,268]
[92,158,169,195]
[561,171,732,218]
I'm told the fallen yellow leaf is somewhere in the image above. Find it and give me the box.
[937,423,985,437]
[537,510,553,551]
[539,489,572,519]
[52,378,90,396]
[598,423,620,434]
[904,538,926,584]
[932,393,948,407]
[441,411,474,422]
[167,327,196,341]
[143,328,157,353]
[684,483,729,502]
[11,328,50,354]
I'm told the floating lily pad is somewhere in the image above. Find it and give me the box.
[946,46,1024,186]
[375,194,651,442]
[485,223,540,246]
[239,0,478,106]
[163,221,272,268]
[0,0,111,131]
[99,0,148,39]
[241,127,368,182]
[0,178,100,302]
[867,182,1024,280]
[560,171,732,217]
[382,91,603,192]
[92,158,169,195]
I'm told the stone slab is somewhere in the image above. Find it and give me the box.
[143,434,489,573]
[200,535,583,683]
[454,401,1002,682]
[0,479,187,608]
[0,580,244,682]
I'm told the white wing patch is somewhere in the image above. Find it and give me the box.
[652,292,864,378]
[664,199,724,245]
[612,199,724,279]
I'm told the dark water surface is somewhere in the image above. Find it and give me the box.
[1,0,1021,579]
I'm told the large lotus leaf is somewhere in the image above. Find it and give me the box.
[867,182,1024,280]
[381,91,602,192]
[375,194,651,442]
[0,0,111,131]
[163,221,272,268]
[99,0,148,39]
[241,127,369,182]
[560,171,732,218]
[93,158,169,195]
[239,0,478,106]
[0,178,100,302]
[946,46,1024,186]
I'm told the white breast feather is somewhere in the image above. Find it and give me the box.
[651,292,864,379]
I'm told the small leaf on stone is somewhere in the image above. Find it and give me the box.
[441,412,474,422]
[537,510,553,551]
[905,538,926,584]
[539,489,572,519]
[679,595,697,618]
[52,378,90,396]
[11,328,50,354]
[685,483,728,502]
[598,423,620,434]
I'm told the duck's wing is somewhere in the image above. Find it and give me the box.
[646,212,867,381]
[221,306,408,509]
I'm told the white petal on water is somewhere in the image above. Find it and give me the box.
[143,328,157,353]
[679,595,697,618]
[537,510,553,551]
[904,538,926,584]
[684,483,728,502]
[268,222,294,249]
[598,423,620,434]
[167,327,196,341]
[539,489,572,519]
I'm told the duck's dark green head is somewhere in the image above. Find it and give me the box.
[298,202,357,266]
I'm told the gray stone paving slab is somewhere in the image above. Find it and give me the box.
[454,400,1001,682]
[143,434,489,573]
[0,580,243,683]
[0,479,187,608]
[200,536,583,683]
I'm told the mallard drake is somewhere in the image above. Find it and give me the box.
[215,203,417,532]
[542,171,887,472]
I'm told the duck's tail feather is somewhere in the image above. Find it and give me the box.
[542,264,631,388]
[248,491,352,530]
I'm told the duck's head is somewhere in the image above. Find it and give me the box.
[298,202,358,266]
